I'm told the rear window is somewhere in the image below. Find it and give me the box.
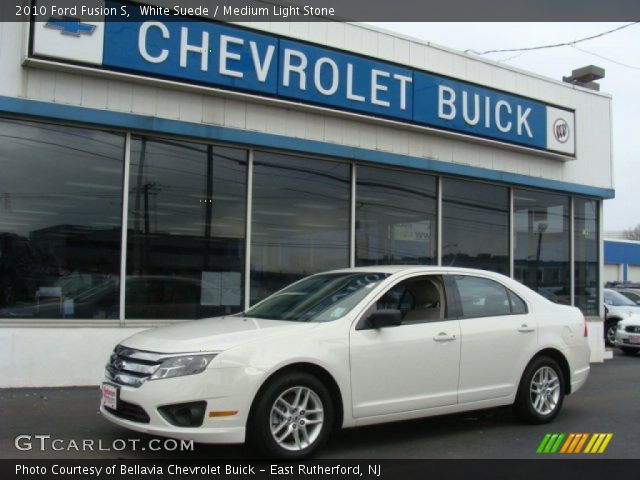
[454,276,527,318]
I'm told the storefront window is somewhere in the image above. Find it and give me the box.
[442,178,509,274]
[0,118,124,319]
[514,190,570,304]
[355,165,437,266]
[575,198,599,315]
[127,137,247,319]
[250,152,350,303]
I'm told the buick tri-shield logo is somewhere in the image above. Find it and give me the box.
[553,118,570,143]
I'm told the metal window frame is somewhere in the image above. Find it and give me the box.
[244,149,254,311]
[350,163,356,268]
[437,176,443,266]
[118,133,132,326]
[570,196,576,307]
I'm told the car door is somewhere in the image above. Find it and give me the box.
[450,274,537,404]
[349,274,461,418]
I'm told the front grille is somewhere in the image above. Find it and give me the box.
[625,326,640,333]
[105,400,150,423]
[105,345,166,388]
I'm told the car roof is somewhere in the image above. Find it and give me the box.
[320,265,509,277]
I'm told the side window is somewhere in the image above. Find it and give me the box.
[374,276,446,324]
[508,290,527,315]
[455,276,512,318]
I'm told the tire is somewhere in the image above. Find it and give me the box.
[513,356,565,424]
[248,371,334,459]
[620,347,638,356]
[605,320,619,347]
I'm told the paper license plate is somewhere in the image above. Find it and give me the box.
[101,383,118,409]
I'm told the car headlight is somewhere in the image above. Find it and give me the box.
[618,323,625,331]
[149,354,217,380]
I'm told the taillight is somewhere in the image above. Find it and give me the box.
[583,316,588,337]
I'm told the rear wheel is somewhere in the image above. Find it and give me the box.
[514,356,565,424]
[620,347,638,356]
[605,320,619,347]
[248,371,334,459]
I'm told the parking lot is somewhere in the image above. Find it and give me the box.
[0,350,638,459]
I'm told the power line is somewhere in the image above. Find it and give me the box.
[465,22,639,56]
[570,44,640,70]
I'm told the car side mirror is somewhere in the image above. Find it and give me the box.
[359,309,402,330]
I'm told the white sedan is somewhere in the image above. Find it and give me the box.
[615,315,640,355]
[100,266,591,458]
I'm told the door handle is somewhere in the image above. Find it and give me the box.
[518,324,536,333]
[433,332,456,342]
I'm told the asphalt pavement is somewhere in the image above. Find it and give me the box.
[1,350,638,459]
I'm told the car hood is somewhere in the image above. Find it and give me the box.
[618,314,640,327]
[120,316,317,353]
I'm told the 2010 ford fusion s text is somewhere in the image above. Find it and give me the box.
[100,266,590,458]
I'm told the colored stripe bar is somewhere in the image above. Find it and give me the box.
[584,433,599,453]
[560,433,575,453]
[598,434,613,453]
[566,433,584,453]
[544,434,559,453]
[574,433,589,453]
[585,433,612,454]
[550,433,565,453]
[537,433,552,454]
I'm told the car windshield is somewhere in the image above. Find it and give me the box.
[245,272,390,322]
[605,290,637,306]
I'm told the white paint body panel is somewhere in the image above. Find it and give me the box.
[350,319,461,416]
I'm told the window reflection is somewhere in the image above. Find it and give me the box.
[356,165,437,266]
[442,178,509,274]
[127,138,247,319]
[250,152,350,303]
[514,190,570,304]
[575,198,599,315]
[0,119,124,319]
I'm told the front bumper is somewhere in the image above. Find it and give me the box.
[614,330,640,349]
[100,366,261,444]
[100,405,246,443]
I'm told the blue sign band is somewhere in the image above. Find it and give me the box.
[98,0,568,152]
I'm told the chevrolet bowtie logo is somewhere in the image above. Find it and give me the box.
[45,16,96,37]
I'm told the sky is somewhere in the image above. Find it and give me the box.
[368,22,639,232]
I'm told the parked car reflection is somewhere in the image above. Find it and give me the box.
[0,275,239,320]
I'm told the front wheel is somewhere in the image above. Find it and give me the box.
[605,320,619,347]
[514,356,565,424]
[248,372,334,459]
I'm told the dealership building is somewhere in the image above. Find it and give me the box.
[0,7,614,386]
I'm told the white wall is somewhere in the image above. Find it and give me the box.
[628,266,640,282]
[0,328,146,387]
[603,264,622,283]
[587,319,608,363]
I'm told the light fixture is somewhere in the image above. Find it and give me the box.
[562,65,605,91]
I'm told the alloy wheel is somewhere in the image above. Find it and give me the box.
[269,386,324,451]
[529,366,561,415]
